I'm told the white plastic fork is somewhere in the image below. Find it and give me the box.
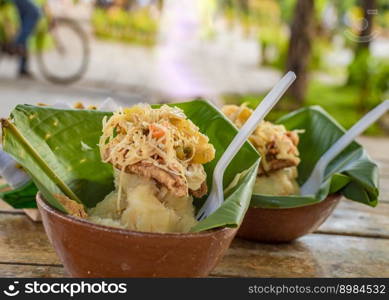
[196,71,297,221]
[301,99,389,196]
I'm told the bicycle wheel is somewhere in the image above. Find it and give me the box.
[36,17,90,84]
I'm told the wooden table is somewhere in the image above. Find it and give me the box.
[0,136,388,278]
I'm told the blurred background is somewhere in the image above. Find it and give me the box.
[0,0,388,135]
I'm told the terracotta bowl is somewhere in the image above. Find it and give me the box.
[36,193,237,277]
[237,194,341,243]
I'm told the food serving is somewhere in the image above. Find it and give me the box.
[60,104,216,233]
[223,104,302,196]
[2,100,261,277]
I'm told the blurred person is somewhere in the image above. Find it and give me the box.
[11,0,41,78]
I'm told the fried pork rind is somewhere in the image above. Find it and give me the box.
[99,104,215,198]
[54,194,87,219]
[222,104,301,175]
[126,161,187,197]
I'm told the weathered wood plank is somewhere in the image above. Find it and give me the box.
[214,235,389,278]
[0,264,66,278]
[2,233,389,278]
[0,214,60,265]
[316,200,389,238]
[0,213,388,278]
[357,136,389,163]
[0,199,15,211]
[379,179,389,203]
[379,165,389,177]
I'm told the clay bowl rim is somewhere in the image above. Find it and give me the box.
[36,192,231,238]
[249,192,341,210]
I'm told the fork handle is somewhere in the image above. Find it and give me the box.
[212,72,296,197]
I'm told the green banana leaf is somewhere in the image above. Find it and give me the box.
[251,106,379,209]
[1,100,260,232]
[0,181,38,209]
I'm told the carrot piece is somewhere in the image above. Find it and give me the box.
[149,124,165,139]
